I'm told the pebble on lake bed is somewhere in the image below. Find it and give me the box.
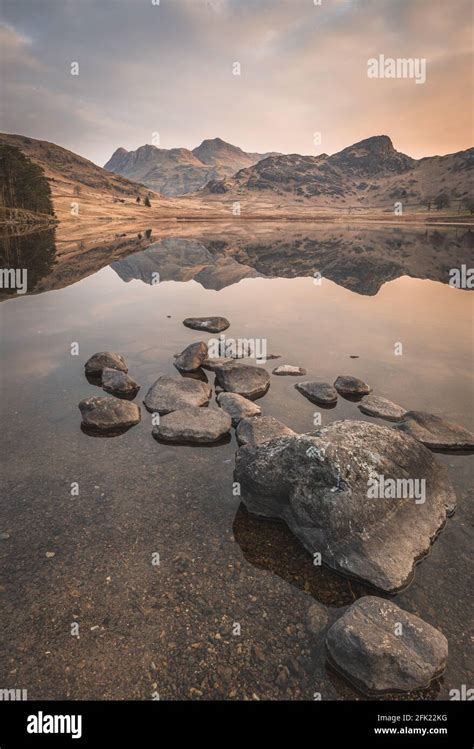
[334,375,371,398]
[174,341,208,373]
[152,407,231,443]
[84,352,128,376]
[215,362,270,399]
[101,367,140,397]
[395,411,474,451]
[183,316,230,333]
[217,392,262,426]
[272,365,307,376]
[358,394,406,422]
[79,395,141,432]
[295,381,338,405]
[143,376,211,414]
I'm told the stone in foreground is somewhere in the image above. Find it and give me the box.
[295,381,338,405]
[102,367,140,397]
[85,351,128,376]
[183,316,230,333]
[236,415,295,446]
[395,411,474,451]
[153,407,231,443]
[272,365,307,376]
[217,392,262,426]
[174,341,208,372]
[143,375,211,414]
[234,420,455,592]
[358,394,406,422]
[215,362,270,399]
[201,357,234,372]
[79,396,140,432]
[326,597,448,695]
[334,375,371,398]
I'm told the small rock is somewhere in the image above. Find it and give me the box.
[183,316,230,333]
[306,603,329,635]
[174,342,208,372]
[358,394,406,422]
[102,368,140,397]
[334,375,371,398]
[217,392,262,426]
[85,352,127,376]
[143,376,211,414]
[326,596,448,695]
[153,407,231,443]
[395,411,474,451]
[215,362,270,399]
[272,365,307,376]
[236,416,295,446]
[201,357,234,372]
[295,381,338,405]
[46,551,56,558]
[79,396,141,432]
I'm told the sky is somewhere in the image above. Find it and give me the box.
[0,0,472,166]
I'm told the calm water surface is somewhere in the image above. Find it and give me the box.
[1,225,473,700]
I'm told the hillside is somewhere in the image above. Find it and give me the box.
[104,137,276,196]
[205,135,474,211]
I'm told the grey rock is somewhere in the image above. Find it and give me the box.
[174,341,208,372]
[272,365,307,376]
[217,392,262,426]
[215,362,270,399]
[153,407,231,443]
[85,351,128,376]
[236,415,296,446]
[395,411,474,451]
[183,316,230,333]
[234,419,455,592]
[358,394,406,422]
[295,381,338,405]
[102,367,140,397]
[334,375,371,398]
[326,596,448,695]
[201,357,234,372]
[79,396,140,432]
[143,375,211,414]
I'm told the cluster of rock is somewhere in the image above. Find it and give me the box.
[77,316,473,696]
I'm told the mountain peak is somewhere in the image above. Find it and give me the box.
[331,135,414,174]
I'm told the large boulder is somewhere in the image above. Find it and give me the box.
[215,362,270,399]
[326,597,448,695]
[358,394,406,422]
[234,420,456,592]
[395,411,474,451]
[79,396,140,433]
[152,407,231,443]
[174,341,208,372]
[236,415,296,446]
[85,352,127,376]
[143,375,211,414]
[183,316,230,333]
[217,392,262,426]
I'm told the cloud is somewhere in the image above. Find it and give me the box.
[0,0,471,164]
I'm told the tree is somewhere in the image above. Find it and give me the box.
[434,193,450,211]
[425,196,433,212]
[136,196,141,203]
[461,196,474,214]
[144,195,151,207]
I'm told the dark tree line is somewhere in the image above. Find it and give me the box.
[0,145,54,215]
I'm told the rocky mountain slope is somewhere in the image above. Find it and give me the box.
[205,135,473,211]
[104,137,276,196]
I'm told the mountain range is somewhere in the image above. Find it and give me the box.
[104,137,277,196]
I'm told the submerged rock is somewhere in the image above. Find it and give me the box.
[201,357,234,371]
[272,365,307,376]
[234,419,455,592]
[306,603,329,636]
[143,375,211,414]
[215,362,270,399]
[334,375,371,398]
[326,597,448,695]
[295,381,338,405]
[395,411,474,451]
[217,392,262,426]
[153,407,231,443]
[236,415,295,446]
[183,316,230,333]
[174,341,208,372]
[358,394,406,422]
[102,367,140,397]
[85,352,128,376]
[79,396,140,432]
